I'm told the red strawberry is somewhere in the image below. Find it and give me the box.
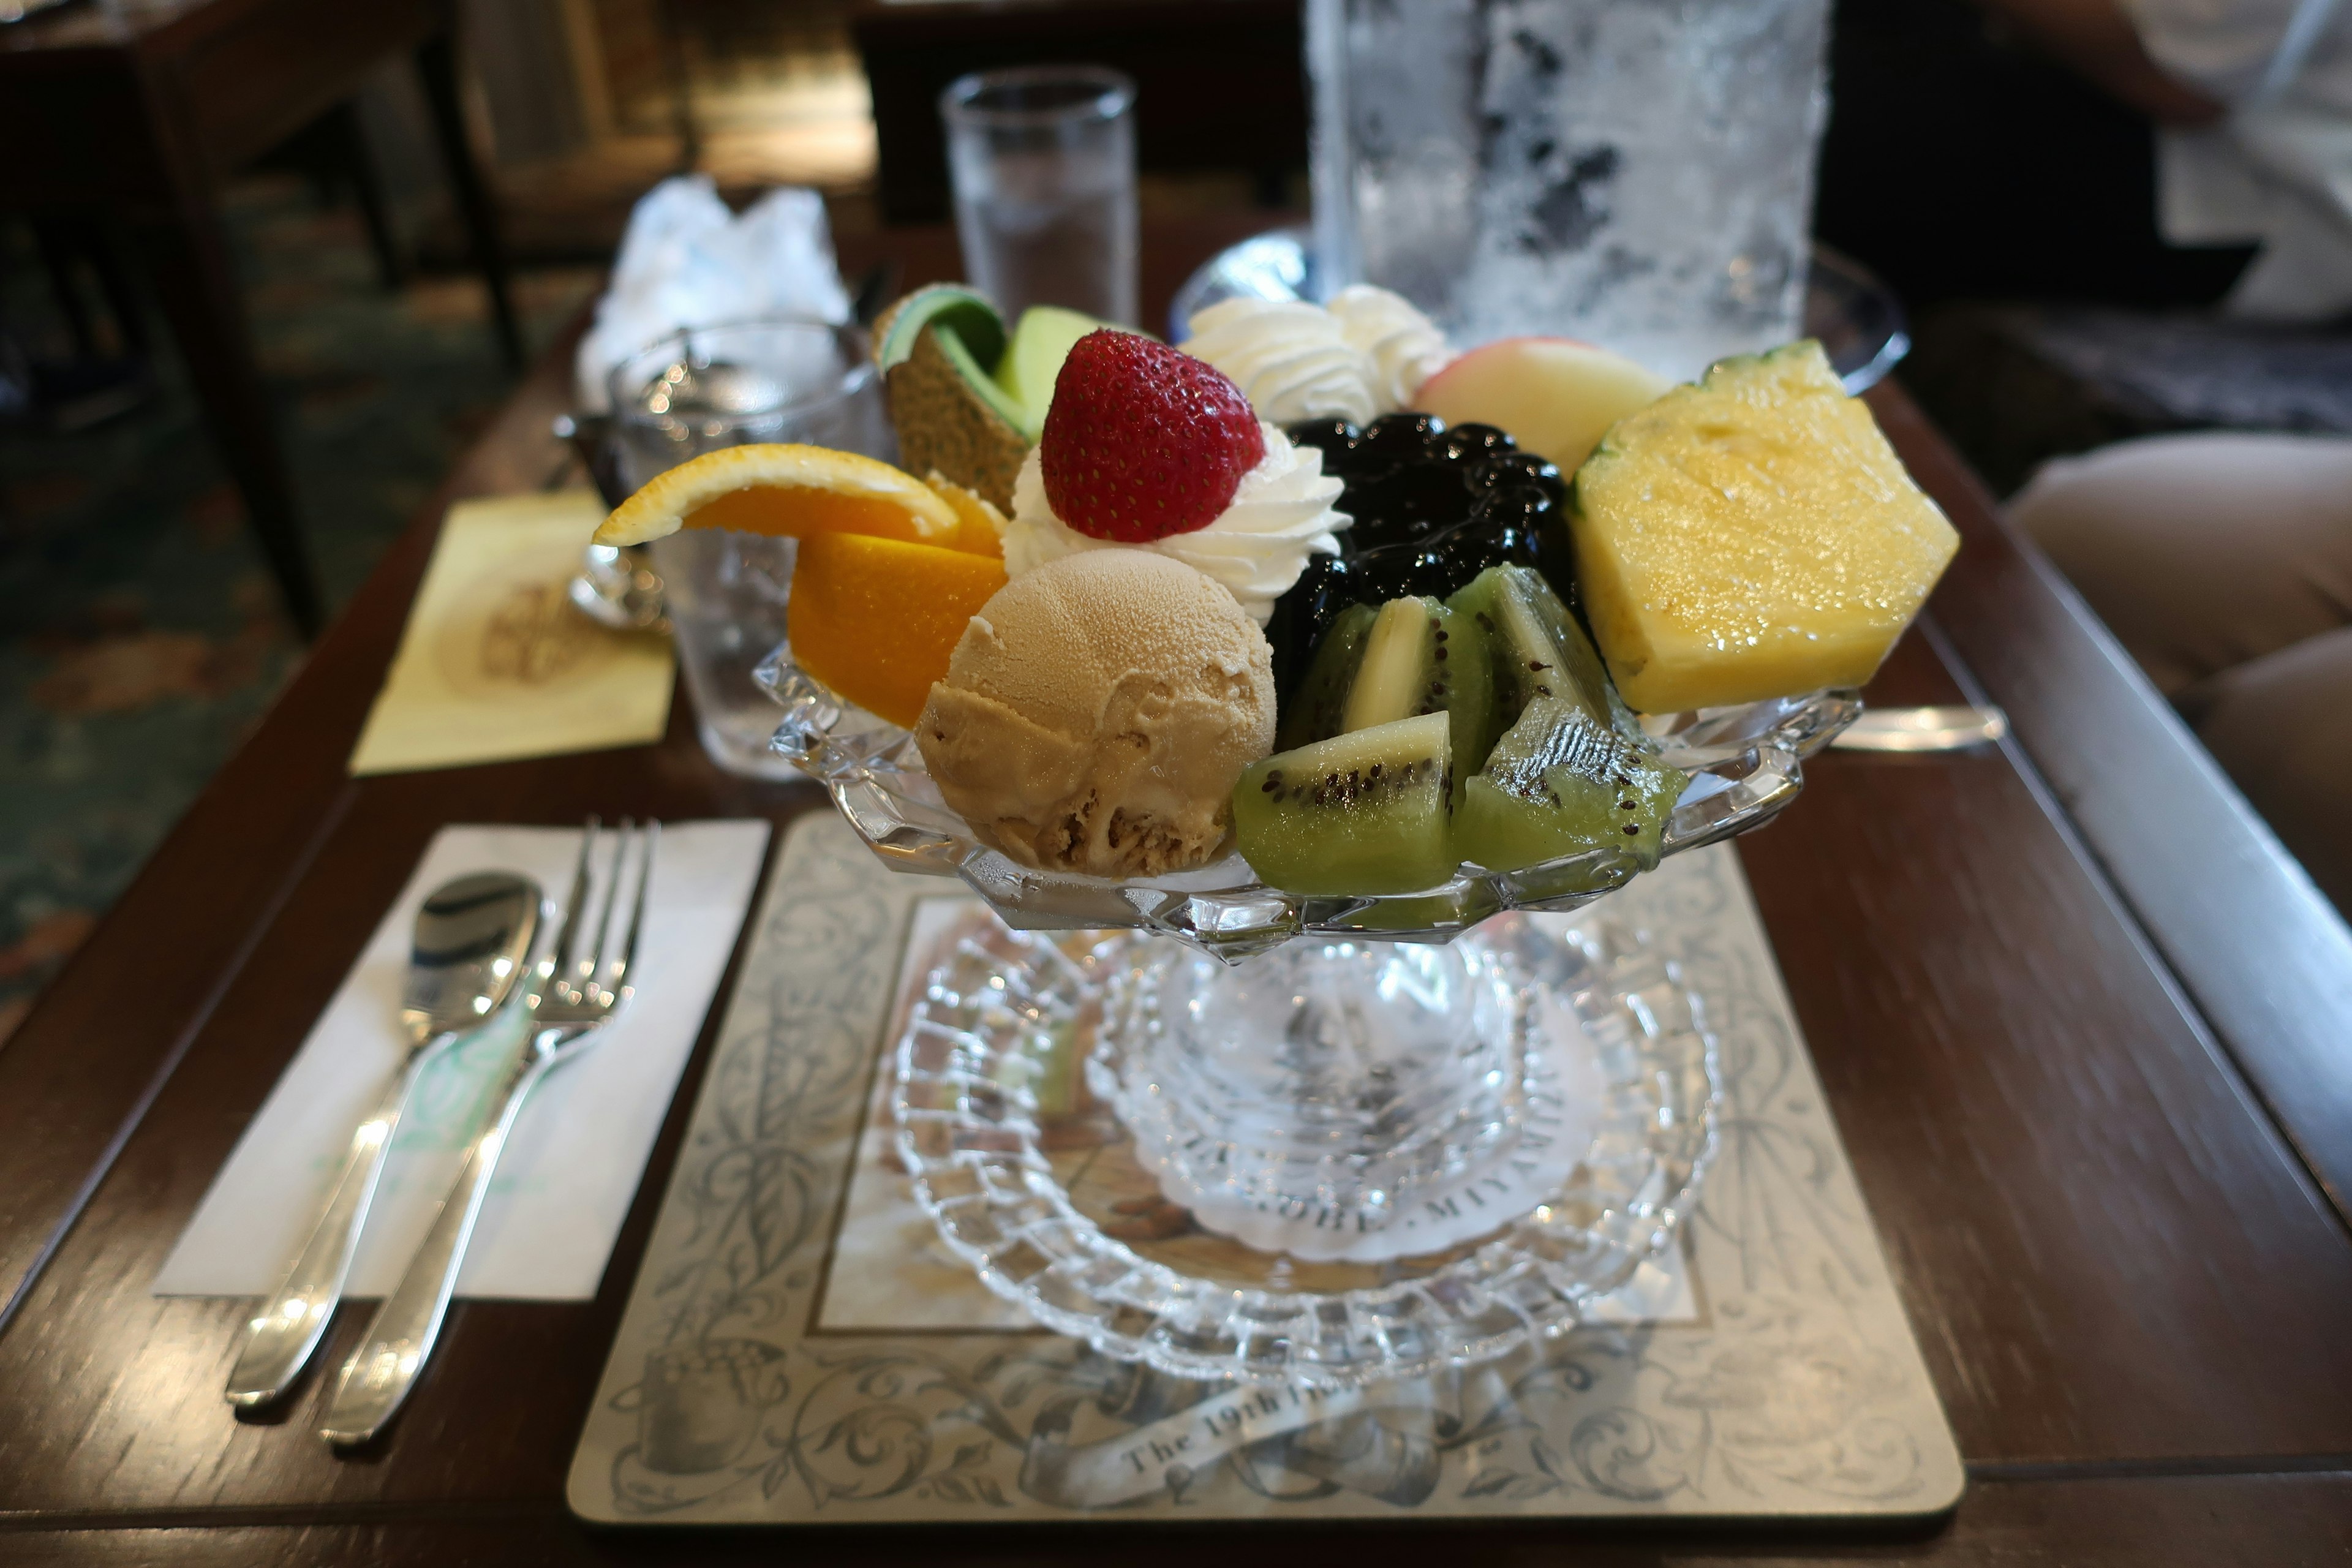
[1039,330,1267,542]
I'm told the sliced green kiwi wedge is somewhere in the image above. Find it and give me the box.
[1452,564,1608,727]
[1447,565,1688,873]
[1232,712,1455,895]
[1455,701,1685,873]
[1278,602,1376,751]
[1340,597,1431,732]
[1281,595,1494,797]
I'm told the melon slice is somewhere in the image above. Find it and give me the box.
[871,285,1028,510]
[993,306,1107,439]
[1570,340,1958,713]
[1415,336,1670,472]
[886,325,1029,511]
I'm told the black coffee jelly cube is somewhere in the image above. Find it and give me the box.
[1283,417,1362,469]
[1270,413,1579,699]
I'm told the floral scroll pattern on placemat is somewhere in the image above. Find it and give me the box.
[568,816,1962,1524]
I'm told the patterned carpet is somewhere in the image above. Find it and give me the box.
[0,178,600,1043]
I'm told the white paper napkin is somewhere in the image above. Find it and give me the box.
[154,821,770,1302]
[573,178,852,412]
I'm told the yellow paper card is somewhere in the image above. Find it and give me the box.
[349,491,673,775]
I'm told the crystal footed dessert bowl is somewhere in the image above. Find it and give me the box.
[600,285,1947,1389]
[760,647,1858,1385]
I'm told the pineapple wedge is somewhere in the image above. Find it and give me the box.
[1570,341,1958,713]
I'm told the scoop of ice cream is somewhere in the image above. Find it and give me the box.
[1183,299,1378,424]
[917,551,1275,878]
[1327,285,1452,410]
[1000,422,1347,624]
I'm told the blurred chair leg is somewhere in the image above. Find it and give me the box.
[81,217,150,358]
[29,216,100,360]
[130,203,324,638]
[416,28,524,371]
[657,0,701,170]
[325,99,408,292]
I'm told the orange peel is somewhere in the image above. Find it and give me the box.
[594,443,962,548]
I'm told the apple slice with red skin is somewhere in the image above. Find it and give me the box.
[1415,337,1672,473]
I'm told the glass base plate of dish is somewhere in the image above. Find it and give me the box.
[894,907,1715,1388]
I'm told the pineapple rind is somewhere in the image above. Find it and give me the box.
[1569,340,1959,714]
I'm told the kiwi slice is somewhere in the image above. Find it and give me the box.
[1276,602,1376,751]
[1340,597,1430,732]
[1455,703,1685,875]
[1447,565,1687,873]
[1232,713,1455,895]
[1279,595,1494,801]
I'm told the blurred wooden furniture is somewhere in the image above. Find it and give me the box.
[0,0,521,637]
[853,0,1306,222]
[1904,304,2352,493]
[1,215,2351,1561]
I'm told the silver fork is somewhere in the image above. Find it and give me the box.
[318,818,658,1446]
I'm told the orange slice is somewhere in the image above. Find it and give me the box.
[594,443,962,548]
[787,532,1006,727]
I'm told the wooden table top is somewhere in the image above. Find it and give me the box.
[1,216,2348,1566]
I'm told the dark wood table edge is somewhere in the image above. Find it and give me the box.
[0,1458,2340,1540]
[0,1476,2346,1567]
[0,788,358,1342]
[1875,389,2352,1231]
[0,295,576,1325]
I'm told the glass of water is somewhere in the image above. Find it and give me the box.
[1306,0,1832,381]
[940,66,1139,326]
[608,318,888,780]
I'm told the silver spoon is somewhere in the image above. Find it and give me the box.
[566,543,666,632]
[224,871,541,1408]
[320,821,657,1446]
[1830,704,2008,753]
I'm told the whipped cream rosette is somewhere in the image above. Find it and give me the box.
[1327,284,1453,410]
[1182,300,1379,424]
[1183,286,1452,426]
[1001,421,1348,625]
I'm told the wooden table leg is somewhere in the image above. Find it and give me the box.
[29,217,100,360]
[129,201,325,638]
[657,0,703,170]
[416,29,524,373]
[323,99,407,292]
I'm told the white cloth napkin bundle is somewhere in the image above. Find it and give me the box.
[155,821,770,1302]
[574,177,854,412]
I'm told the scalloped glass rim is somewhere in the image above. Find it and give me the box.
[756,644,1858,960]
[894,914,1719,1388]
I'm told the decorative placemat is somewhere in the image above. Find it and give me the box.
[568,815,1962,1524]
